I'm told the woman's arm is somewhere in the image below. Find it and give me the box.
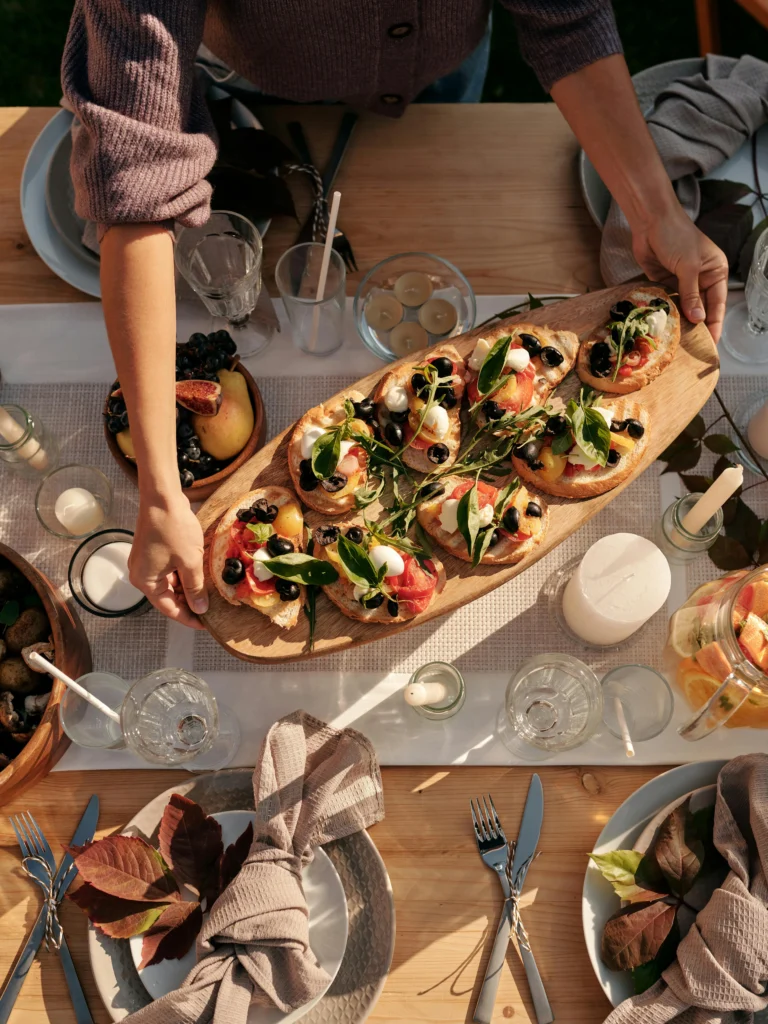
[101,225,207,627]
[551,54,728,341]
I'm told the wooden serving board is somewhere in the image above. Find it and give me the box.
[197,285,719,662]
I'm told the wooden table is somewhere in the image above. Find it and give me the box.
[0,104,665,1024]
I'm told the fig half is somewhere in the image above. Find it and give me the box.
[175,380,222,416]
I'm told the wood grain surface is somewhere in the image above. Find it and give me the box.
[197,286,718,662]
[0,764,669,1024]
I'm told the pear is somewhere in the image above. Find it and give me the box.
[116,428,136,460]
[194,369,255,461]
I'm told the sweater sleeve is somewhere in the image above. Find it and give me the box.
[499,0,623,93]
[61,0,217,228]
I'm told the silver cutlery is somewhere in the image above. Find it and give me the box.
[0,797,99,1024]
[471,780,553,1024]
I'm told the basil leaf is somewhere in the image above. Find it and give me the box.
[336,534,379,587]
[477,335,512,396]
[246,522,273,543]
[264,553,338,586]
[472,527,495,568]
[456,482,482,558]
[551,431,573,456]
[574,407,611,467]
[303,533,318,650]
[311,429,342,480]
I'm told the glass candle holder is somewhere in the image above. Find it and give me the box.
[601,664,674,745]
[275,243,346,357]
[405,662,466,720]
[655,493,724,564]
[0,404,59,479]
[36,464,113,539]
[68,529,149,618]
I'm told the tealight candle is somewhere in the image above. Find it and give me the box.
[82,541,144,612]
[418,298,458,336]
[748,399,768,458]
[394,271,433,308]
[390,321,429,357]
[562,534,671,646]
[54,487,105,536]
[365,292,404,332]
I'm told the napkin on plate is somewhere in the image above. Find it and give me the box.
[126,710,384,1024]
[601,55,768,285]
[604,753,768,1024]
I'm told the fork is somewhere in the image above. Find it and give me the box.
[470,796,553,1024]
[8,813,93,1024]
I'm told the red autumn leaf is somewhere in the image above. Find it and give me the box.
[139,900,203,969]
[158,794,223,904]
[601,900,678,972]
[70,835,180,903]
[217,822,253,897]
[67,878,169,938]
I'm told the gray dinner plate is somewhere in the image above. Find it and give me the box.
[45,129,100,269]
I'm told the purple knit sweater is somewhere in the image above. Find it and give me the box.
[61,0,622,229]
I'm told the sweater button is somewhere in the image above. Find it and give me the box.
[380,93,403,105]
[388,23,413,38]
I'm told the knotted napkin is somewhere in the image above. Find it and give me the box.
[604,753,768,1024]
[126,710,384,1024]
[601,55,768,285]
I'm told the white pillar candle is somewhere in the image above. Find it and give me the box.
[681,465,743,535]
[748,399,768,458]
[82,541,143,612]
[404,681,449,707]
[0,406,49,471]
[54,487,105,535]
[562,534,671,646]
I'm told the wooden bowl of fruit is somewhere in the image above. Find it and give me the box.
[0,543,92,804]
[104,330,267,502]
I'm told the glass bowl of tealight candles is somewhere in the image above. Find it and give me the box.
[354,252,476,362]
[36,464,113,540]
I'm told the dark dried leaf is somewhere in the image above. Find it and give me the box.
[725,499,761,556]
[634,852,670,897]
[650,799,704,896]
[696,203,754,271]
[527,293,544,310]
[659,438,689,462]
[139,900,203,968]
[218,127,295,173]
[631,918,681,994]
[713,456,737,480]
[683,414,707,441]
[601,900,677,972]
[738,215,768,281]
[698,179,753,216]
[218,822,253,897]
[158,794,223,904]
[661,442,701,475]
[679,475,713,494]
[67,879,169,938]
[207,167,297,223]
[70,836,179,903]
[704,434,739,455]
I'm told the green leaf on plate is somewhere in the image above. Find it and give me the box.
[456,481,483,559]
[589,850,644,890]
[311,429,342,481]
[264,553,339,586]
[477,335,512,396]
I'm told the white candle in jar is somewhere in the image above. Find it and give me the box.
[404,681,450,706]
[418,298,458,336]
[55,487,105,535]
[748,399,768,458]
[562,534,671,645]
[82,542,143,612]
[680,466,743,535]
[390,321,429,357]
[0,406,49,471]
[394,272,433,307]
[365,293,404,332]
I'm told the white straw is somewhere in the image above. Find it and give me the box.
[29,652,121,723]
[308,190,342,352]
[613,697,635,758]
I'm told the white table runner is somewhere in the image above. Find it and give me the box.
[1,297,765,769]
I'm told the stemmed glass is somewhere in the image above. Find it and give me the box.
[723,225,768,363]
[174,210,273,358]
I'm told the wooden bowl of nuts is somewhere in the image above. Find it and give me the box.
[0,542,92,804]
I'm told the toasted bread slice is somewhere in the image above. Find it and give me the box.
[416,476,549,564]
[210,486,304,629]
[373,344,466,473]
[577,285,681,393]
[312,520,446,624]
[287,390,372,515]
[513,398,650,498]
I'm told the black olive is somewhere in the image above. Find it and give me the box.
[430,356,453,378]
[410,372,428,396]
[107,416,123,434]
[427,443,450,465]
[390,408,410,423]
[592,341,612,361]
[420,481,446,501]
[299,470,319,492]
[353,398,376,422]
[275,579,300,601]
[252,498,278,523]
[610,299,635,321]
[591,363,613,379]
[519,333,542,357]
[626,418,645,439]
[436,384,455,403]
[314,525,340,546]
[607,449,621,467]
[610,419,627,433]
[345,526,365,544]
[361,591,384,610]
[222,558,245,585]
[440,392,458,409]
[530,460,544,471]
[267,535,294,557]
[545,414,568,436]
[236,508,258,523]
[387,598,399,617]
[180,469,195,488]
[502,506,520,533]
[513,441,539,466]
[483,400,504,420]
[610,324,624,346]
[526,501,543,518]
[489,530,501,548]
[622,335,636,353]
[649,297,670,313]
[540,346,564,367]
[384,422,404,447]
[177,420,195,441]
[321,472,348,493]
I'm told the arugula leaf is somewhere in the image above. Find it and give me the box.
[456,482,483,559]
[494,479,519,514]
[311,429,342,480]
[354,474,385,509]
[264,553,339,586]
[343,399,356,421]
[336,534,379,588]
[477,335,512,396]
[246,522,272,543]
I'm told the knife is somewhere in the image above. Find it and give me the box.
[0,795,99,1024]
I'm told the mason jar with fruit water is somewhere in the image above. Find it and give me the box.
[664,566,768,739]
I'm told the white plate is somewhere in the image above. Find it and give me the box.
[126,810,348,1024]
[582,760,726,1007]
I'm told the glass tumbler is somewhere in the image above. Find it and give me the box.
[36,464,113,539]
[59,672,130,749]
[0,405,59,479]
[174,210,271,358]
[275,243,346,356]
[723,225,768,363]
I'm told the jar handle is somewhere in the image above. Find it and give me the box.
[678,671,752,741]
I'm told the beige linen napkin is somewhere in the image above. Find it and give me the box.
[126,710,384,1024]
[601,55,768,285]
[604,753,768,1024]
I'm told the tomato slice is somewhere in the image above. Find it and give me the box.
[403,424,432,450]
[450,479,497,507]
[389,556,438,603]
[236,565,277,600]
[618,366,633,377]
[564,462,578,477]
[498,526,532,543]
[635,339,653,357]
[400,594,432,615]
[466,348,535,413]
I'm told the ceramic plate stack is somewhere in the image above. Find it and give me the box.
[88,771,396,1024]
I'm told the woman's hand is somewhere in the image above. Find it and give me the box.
[630,208,729,343]
[130,493,208,629]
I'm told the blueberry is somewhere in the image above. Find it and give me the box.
[180,469,195,488]
[177,421,195,441]
[526,501,543,518]
[610,300,635,321]
[483,400,504,420]
[299,459,319,492]
[502,506,520,533]
[361,591,384,610]
[540,346,564,367]
[276,579,300,601]
[345,526,365,544]
[252,498,278,523]
[427,443,450,465]
[410,372,428,396]
[314,525,340,546]
[222,558,245,585]
[321,472,348,493]
[385,422,403,447]
[420,481,446,501]
[237,508,258,523]
[387,599,399,617]
[267,535,294,557]
[607,449,621,467]
[430,356,453,378]
[353,398,376,422]
[390,408,410,424]
[514,442,539,466]
[626,418,645,439]
[107,416,123,434]
[545,415,568,436]
[120,410,130,429]
[519,333,542,357]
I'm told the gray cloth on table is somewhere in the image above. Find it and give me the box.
[124,710,384,1024]
[603,753,768,1024]
[601,55,768,286]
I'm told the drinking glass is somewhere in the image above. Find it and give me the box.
[59,672,130,749]
[275,243,346,356]
[601,665,674,745]
[723,226,768,363]
[0,405,59,479]
[498,654,603,760]
[35,464,113,540]
[174,211,272,358]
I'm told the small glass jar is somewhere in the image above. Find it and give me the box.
[406,662,466,720]
[656,493,724,564]
[36,464,113,539]
[59,672,130,749]
[68,529,149,618]
[0,404,59,479]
